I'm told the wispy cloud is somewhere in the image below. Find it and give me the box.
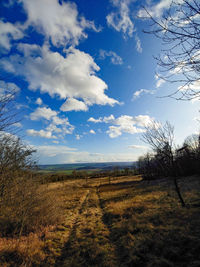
[135,34,142,53]
[155,74,165,88]
[106,0,135,37]
[99,49,123,65]
[35,145,139,164]
[132,89,155,100]
[128,144,148,150]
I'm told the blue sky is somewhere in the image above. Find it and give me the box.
[0,0,199,164]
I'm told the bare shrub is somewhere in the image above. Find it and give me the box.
[0,134,62,237]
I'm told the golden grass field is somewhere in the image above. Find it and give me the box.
[0,175,200,266]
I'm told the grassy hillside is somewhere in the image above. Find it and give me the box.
[0,175,199,266]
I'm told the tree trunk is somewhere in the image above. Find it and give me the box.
[173,177,185,207]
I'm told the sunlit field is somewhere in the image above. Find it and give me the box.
[0,175,199,267]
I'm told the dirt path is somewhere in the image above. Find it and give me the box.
[55,186,119,267]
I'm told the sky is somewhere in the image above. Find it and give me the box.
[0,0,199,164]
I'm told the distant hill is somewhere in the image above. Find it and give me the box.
[38,162,136,173]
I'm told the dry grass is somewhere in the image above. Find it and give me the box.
[99,175,200,267]
[0,175,199,266]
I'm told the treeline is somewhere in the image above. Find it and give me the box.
[137,132,200,180]
[40,166,136,183]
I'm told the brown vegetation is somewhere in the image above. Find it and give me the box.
[0,174,199,266]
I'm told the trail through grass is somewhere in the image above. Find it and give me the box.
[1,175,199,266]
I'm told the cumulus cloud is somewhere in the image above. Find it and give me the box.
[106,0,135,37]
[30,107,57,121]
[0,20,23,53]
[132,89,155,100]
[88,115,115,124]
[88,114,155,138]
[35,97,43,105]
[1,44,119,109]
[28,105,74,139]
[20,0,99,47]
[88,117,102,123]
[89,129,96,134]
[99,49,123,65]
[60,98,88,112]
[26,129,57,139]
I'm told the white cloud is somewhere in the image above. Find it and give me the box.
[193,116,200,123]
[35,97,43,105]
[99,49,123,65]
[28,105,74,139]
[134,115,155,127]
[26,129,57,139]
[13,122,22,128]
[30,107,57,121]
[135,34,142,53]
[155,74,165,88]
[107,115,146,138]
[88,115,115,124]
[0,20,23,52]
[128,144,148,150]
[89,114,155,138]
[1,44,119,108]
[52,140,59,144]
[0,80,20,97]
[191,98,200,104]
[60,98,88,112]
[75,134,82,140]
[138,0,183,18]
[132,89,155,100]
[21,0,99,47]
[103,114,115,123]
[89,129,96,134]
[179,80,200,93]
[35,145,77,161]
[156,79,165,88]
[88,117,102,123]
[34,144,139,164]
[106,0,135,37]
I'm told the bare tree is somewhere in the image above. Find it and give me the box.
[0,81,20,132]
[142,120,186,207]
[142,0,200,100]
